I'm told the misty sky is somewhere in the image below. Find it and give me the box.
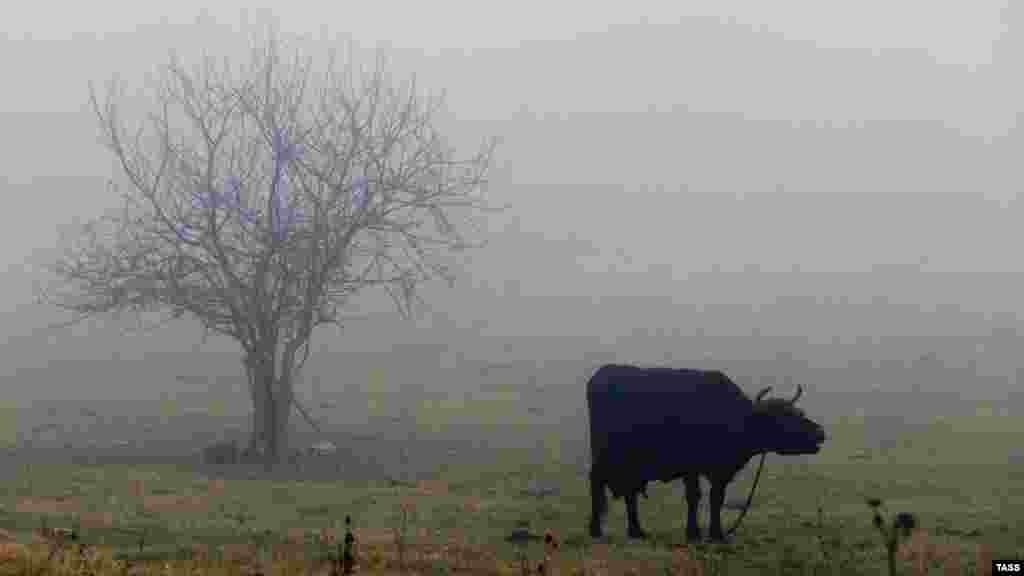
[1,2,1023,403]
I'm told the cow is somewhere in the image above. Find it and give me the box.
[586,364,826,542]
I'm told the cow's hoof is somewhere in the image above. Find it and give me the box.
[627,527,648,540]
[686,531,701,543]
[589,524,603,539]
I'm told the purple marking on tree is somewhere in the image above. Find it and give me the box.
[175,128,368,243]
[177,175,259,239]
[176,127,304,242]
[351,176,368,211]
[269,126,304,241]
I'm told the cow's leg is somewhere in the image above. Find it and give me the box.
[708,479,727,542]
[588,469,607,538]
[683,474,702,542]
[625,491,647,539]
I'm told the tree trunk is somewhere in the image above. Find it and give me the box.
[248,362,267,454]
[269,373,292,463]
[246,350,293,467]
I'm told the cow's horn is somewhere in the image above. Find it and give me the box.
[789,384,803,405]
[755,386,772,403]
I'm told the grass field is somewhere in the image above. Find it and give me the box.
[0,404,1021,574]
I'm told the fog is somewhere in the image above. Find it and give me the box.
[1,1,1022,455]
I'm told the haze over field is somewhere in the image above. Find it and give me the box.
[1,1,1022,459]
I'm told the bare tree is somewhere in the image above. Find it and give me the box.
[37,27,498,466]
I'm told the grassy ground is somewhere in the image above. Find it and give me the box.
[0,412,1021,574]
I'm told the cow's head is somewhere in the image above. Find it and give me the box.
[746,385,826,455]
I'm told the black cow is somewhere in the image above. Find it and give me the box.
[587,364,826,542]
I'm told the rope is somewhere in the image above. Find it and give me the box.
[724,452,767,538]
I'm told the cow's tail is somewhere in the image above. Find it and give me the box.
[588,467,608,536]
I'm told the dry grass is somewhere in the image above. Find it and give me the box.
[0,541,30,564]
[129,479,144,498]
[217,542,258,564]
[206,478,226,496]
[411,479,449,497]
[141,493,207,514]
[77,510,115,529]
[15,496,80,516]
[897,530,993,576]
[0,520,1005,576]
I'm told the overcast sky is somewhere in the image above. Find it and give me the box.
[2,1,1022,402]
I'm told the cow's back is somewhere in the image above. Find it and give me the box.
[587,364,748,425]
[586,364,751,475]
